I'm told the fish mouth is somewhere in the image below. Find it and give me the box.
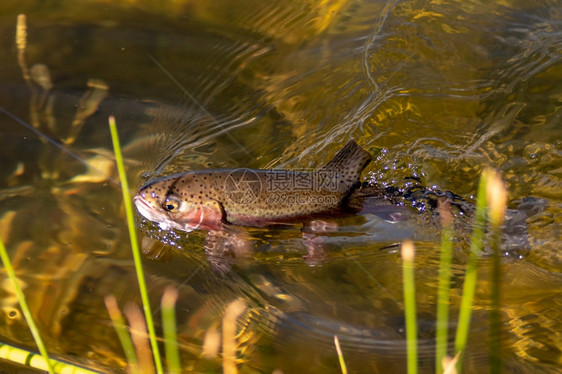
[133,195,196,232]
[133,195,165,223]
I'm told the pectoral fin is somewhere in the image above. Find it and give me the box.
[204,228,253,274]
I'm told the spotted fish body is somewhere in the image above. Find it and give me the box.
[134,140,373,232]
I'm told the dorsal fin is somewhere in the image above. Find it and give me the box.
[319,139,372,191]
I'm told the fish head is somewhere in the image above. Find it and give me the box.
[133,173,224,232]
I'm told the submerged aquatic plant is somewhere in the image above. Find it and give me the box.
[0,237,103,373]
[0,15,108,373]
[0,236,54,374]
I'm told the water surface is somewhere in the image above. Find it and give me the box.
[0,0,560,373]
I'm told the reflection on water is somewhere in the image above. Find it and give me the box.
[0,0,560,372]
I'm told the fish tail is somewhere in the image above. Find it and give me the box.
[319,139,372,189]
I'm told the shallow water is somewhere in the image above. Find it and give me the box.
[0,0,561,373]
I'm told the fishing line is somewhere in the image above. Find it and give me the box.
[0,106,120,186]
[144,52,253,159]
[344,250,404,312]
[361,0,401,93]
[152,262,205,316]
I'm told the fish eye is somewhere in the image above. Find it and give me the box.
[163,195,181,212]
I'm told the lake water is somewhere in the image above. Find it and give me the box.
[0,0,560,373]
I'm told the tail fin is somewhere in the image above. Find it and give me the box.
[319,139,372,191]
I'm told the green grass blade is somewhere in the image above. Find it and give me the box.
[401,241,417,374]
[0,237,54,374]
[162,287,181,374]
[435,201,455,373]
[435,224,453,373]
[334,335,347,374]
[108,116,164,374]
[454,170,490,371]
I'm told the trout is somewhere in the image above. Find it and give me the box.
[134,139,374,232]
[135,139,541,269]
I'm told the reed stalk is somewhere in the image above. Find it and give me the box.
[486,170,507,373]
[334,335,347,374]
[125,303,155,373]
[105,296,139,372]
[0,237,54,374]
[401,240,417,374]
[0,341,100,374]
[162,287,181,374]
[435,199,455,373]
[109,116,164,374]
[454,170,490,371]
